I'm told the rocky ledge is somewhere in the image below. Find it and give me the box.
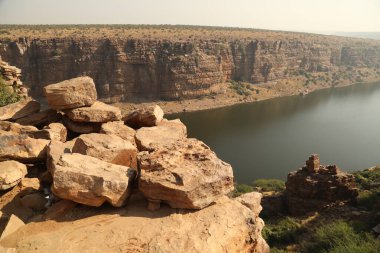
[0,76,268,252]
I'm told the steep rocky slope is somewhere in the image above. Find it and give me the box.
[0,25,379,103]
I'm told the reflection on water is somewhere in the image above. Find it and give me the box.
[170,82,380,183]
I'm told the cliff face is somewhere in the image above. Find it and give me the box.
[0,35,379,102]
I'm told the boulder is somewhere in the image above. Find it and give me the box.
[20,193,48,211]
[285,154,359,215]
[235,192,263,216]
[138,138,234,209]
[135,119,187,151]
[0,196,269,253]
[64,101,122,123]
[0,121,38,135]
[0,161,27,190]
[15,109,61,128]
[52,153,136,207]
[0,98,40,121]
[62,116,101,134]
[46,140,75,175]
[43,76,97,110]
[124,105,164,128]
[29,123,67,142]
[100,121,136,146]
[72,133,137,168]
[0,135,49,163]
[0,214,24,240]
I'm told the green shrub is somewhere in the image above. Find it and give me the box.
[0,77,20,107]
[263,217,303,246]
[354,166,380,189]
[301,220,380,253]
[252,179,285,192]
[231,183,253,197]
[356,189,380,210]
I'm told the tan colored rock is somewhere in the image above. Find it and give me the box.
[29,123,67,142]
[52,153,136,207]
[0,214,24,240]
[0,98,40,121]
[19,178,41,192]
[138,138,234,209]
[46,140,75,175]
[15,109,61,127]
[0,135,49,163]
[0,161,27,190]
[0,246,16,253]
[124,105,164,128]
[100,121,136,146]
[72,133,137,168]
[62,115,101,134]
[235,192,263,216]
[20,193,47,211]
[64,101,122,123]
[43,76,97,110]
[0,196,269,253]
[135,119,187,151]
[0,121,38,135]
[42,200,77,221]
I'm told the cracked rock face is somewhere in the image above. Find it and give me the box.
[52,153,136,207]
[138,138,234,209]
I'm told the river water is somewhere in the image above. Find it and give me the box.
[170,82,380,184]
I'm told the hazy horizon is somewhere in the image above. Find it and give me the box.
[0,0,379,34]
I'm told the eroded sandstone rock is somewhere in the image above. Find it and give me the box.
[100,121,136,146]
[138,138,234,209]
[0,214,24,240]
[135,119,187,151]
[15,109,61,127]
[285,154,359,215]
[0,98,40,121]
[52,153,136,207]
[0,135,49,163]
[0,121,38,135]
[29,123,67,142]
[46,140,75,175]
[43,76,97,110]
[235,192,263,216]
[0,161,27,190]
[62,115,101,134]
[64,101,122,122]
[72,133,137,168]
[124,105,164,128]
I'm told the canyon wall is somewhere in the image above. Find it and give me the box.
[0,36,380,102]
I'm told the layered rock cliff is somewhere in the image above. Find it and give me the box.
[0,26,379,102]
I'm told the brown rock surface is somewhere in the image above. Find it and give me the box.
[235,192,263,215]
[124,105,164,128]
[29,123,67,142]
[285,154,359,215]
[64,101,122,123]
[0,121,37,135]
[43,76,97,110]
[52,153,136,207]
[72,133,137,168]
[100,121,136,146]
[46,140,75,175]
[0,161,27,190]
[0,214,24,240]
[0,135,49,163]
[135,119,187,151]
[15,109,61,128]
[0,195,269,253]
[138,138,234,209]
[62,115,101,134]
[0,98,40,121]
[19,193,47,211]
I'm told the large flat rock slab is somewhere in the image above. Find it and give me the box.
[43,76,97,110]
[72,133,137,168]
[0,135,49,163]
[0,98,40,121]
[64,101,122,123]
[138,138,234,209]
[0,195,268,253]
[52,153,136,207]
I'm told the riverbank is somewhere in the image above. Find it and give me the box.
[113,68,380,115]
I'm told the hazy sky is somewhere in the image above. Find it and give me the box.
[0,0,379,32]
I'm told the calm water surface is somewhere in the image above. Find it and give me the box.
[170,82,380,183]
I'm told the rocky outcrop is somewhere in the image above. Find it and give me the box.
[124,105,164,128]
[138,138,234,209]
[72,133,137,168]
[52,153,136,207]
[0,161,27,190]
[1,32,380,102]
[135,119,187,151]
[43,77,97,110]
[0,98,40,121]
[285,154,359,215]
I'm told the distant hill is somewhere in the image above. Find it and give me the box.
[334,32,380,40]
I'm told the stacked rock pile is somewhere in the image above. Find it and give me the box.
[0,60,27,98]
